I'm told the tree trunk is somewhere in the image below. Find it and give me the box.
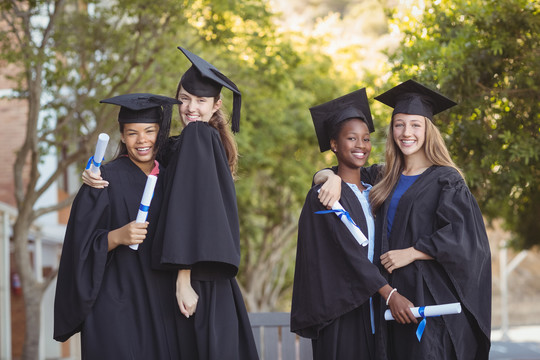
[240,217,297,312]
[21,287,42,360]
[13,204,43,360]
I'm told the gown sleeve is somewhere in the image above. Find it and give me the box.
[154,122,240,280]
[413,172,492,338]
[361,164,384,185]
[53,185,111,342]
[291,185,387,338]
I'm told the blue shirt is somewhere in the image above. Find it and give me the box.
[346,182,374,263]
[347,181,376,334]
[387,174,420,237]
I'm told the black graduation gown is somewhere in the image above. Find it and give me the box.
[373,166,491,360]
[291,181,388,360]
[53,156,180,359]
[153,121,258,360]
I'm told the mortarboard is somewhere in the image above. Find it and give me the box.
[100,93,182,159]
[100,93,181,124]
[178,46,242,133]
[310,88,374,153]
[374,79,457,120]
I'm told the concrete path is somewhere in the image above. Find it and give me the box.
[491,326,540,359]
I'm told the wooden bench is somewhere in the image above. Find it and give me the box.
[248,312,313,360]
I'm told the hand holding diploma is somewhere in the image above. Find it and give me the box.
[384,302,462,321]
[87,133,110,173]
[82,170,109,188]
[385,302,462,342]
[107,221,148,251]
[129,173,158,250]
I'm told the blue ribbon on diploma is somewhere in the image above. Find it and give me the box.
[386,303,460,342]
[315,209,359,228]
[139,204,150,212]
[416,307,427,341]
[415,306,443,341]
[315,208,368,248]
[85,156,104,170]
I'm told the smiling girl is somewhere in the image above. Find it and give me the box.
[368,80,491,360]
[54,94,182,359]
[151,47,257,360]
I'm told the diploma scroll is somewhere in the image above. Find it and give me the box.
[129,174,158,250]
[384,302,462,321]
[315,191,369,247]
[88,133,110,173]
[332,201,369,247]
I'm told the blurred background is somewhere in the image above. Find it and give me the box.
[0,0,538,359]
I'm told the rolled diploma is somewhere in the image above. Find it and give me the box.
[384,302,462,321]
[129,174,158,250]
[89,133,110,173]
[331,201,369,247]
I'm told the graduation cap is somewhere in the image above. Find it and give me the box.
[374,79,457,120]
[178,46,242,133]
[100,93,182,161]
[100,93,181,124]
[310,88,374,153]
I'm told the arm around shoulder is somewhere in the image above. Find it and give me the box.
[313,169,341,208]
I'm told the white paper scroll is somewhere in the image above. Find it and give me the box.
[384,302,462,321]
[89,133,110,173]
[330,200,369,247]
[129,174,158,250]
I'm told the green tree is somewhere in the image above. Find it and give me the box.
[235,35,349,311]
[387,0,540,248]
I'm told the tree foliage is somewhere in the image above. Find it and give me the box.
[235,35,349,310]
[387,0,540,248]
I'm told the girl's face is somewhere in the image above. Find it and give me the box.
[121,122,159,169]
[392,113,426,157]
[331,119,372,170]
[177,86,222,127]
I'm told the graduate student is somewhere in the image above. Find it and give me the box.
[315,80,492,359]
[291,89,416,360]
[54,93,182,359]
[152,47,258,360]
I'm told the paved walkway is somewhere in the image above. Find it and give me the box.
[491,326,540,359]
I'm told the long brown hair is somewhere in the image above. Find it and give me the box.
[114,123,129,159]
[175,82,239,178]
[369,116,463,212]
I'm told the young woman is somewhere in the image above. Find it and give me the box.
[54,93,182,359]
[291,88,416,360]
[315,80,492,359]
[151,47,258,360]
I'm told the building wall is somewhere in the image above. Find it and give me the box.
[0,66,29,207]
[1,61,28,359]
